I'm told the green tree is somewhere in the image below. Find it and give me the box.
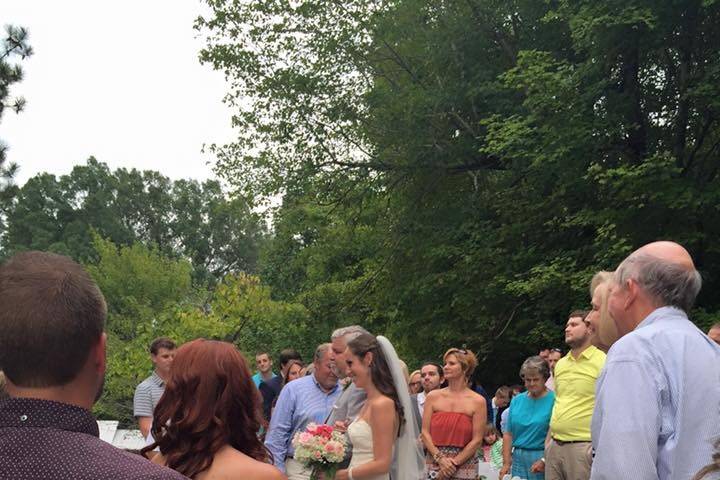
[88,234,316,425]
[0,25,32,235]
[87,234,194,424]
[202,0,720,386]
[2,158,265,285]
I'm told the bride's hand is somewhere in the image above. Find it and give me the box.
[334,420,349,433]
[335,469,349,480]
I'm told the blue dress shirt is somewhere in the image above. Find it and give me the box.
[264,374,341,473]
[591,306,720,480]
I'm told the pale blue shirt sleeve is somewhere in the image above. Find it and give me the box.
[501,407,510,434]
[264,382,297,473]
[591,353,664,480]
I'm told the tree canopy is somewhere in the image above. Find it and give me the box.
[0,25,32,230]
[198,0,720,383]
[1,157,265,285]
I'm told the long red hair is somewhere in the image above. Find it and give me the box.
[142,339,269,477]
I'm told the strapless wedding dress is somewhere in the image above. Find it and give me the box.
[348,419,389,480]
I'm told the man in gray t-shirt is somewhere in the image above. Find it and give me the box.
[133,337,176,438]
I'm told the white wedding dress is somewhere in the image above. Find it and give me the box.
[347,336,425,480]
[348,419,389,480]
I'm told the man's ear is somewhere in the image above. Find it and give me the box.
[93,332,107,375]
[624,279,639,310]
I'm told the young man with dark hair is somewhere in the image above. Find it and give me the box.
[134,336,177,438]
[544,310,605,480]
[410,361,444,430]
[252,351,276,388]
[0,251,185,479]
[259,348,303,421]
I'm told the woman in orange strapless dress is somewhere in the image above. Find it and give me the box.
[421,348,487,480]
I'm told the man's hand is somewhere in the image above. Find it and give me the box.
[333,420,349,432]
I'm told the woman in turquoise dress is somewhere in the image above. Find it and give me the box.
[499,356,555,480]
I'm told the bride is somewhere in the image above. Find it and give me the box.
[335,334,424,480]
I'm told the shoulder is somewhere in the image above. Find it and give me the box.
[555,355,570,369]
[135,376,153,392]
[86,440,185,479]
[471,390,486,407]
[370,394,394,410]
[426,388,444,401]
[218,449,285,480]
[276,378,304,403]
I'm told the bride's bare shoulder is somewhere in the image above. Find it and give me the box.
[369,394,395,411]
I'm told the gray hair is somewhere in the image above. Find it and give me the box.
[331,325,370,343]
[519,355,551,381]
[615,253,702,313]
[314,343,332,363]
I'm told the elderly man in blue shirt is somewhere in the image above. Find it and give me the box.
[265,343,341,479]
[591,241,720,480]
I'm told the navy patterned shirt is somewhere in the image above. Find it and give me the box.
[0,397,188,479]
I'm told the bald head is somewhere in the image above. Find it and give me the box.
[614,241,701,317]
[634,241,695,271]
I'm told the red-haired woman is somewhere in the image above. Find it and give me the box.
[143,339,283,480]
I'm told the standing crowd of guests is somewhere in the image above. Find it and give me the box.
[1,240,720,480]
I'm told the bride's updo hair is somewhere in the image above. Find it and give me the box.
[347,333,405,435]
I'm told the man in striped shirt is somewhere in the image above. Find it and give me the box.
[133,337,176,438]
[265,343,341,480]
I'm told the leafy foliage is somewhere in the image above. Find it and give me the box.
[1,158,265,284]
[200,0,720,386]
[90,235,316,426]
[0,25,32,232]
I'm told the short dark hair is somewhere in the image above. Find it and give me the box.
[279,348,302,366]
[569,310,589,320]
[150,337,176,355]
[420,361,443,377]
[0,251,106,387]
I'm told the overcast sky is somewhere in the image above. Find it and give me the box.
[2,0,235,186]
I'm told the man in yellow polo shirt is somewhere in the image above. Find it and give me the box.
[544,310,606,480]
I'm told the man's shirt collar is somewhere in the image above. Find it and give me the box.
[0,397,99,437]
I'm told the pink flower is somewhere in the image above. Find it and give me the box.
[299,432,312,444]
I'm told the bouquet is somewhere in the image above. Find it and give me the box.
[292,422,347,480]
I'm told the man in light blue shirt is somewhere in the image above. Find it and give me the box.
[265,343,340,479]
[591,241,720,480]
